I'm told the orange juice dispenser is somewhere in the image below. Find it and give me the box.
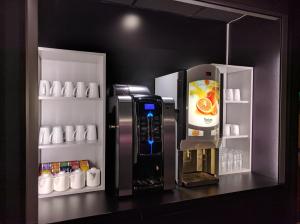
[155,64,223,187]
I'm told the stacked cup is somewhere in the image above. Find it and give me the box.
[225,88,241,101]
[223,124,240,137]
[39,80,100,98]
[39,124,98,145]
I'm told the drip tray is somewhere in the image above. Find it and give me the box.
[182,172,218,187]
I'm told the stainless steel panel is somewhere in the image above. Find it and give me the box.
[116,96,133,196]
[162,97,176,190]
[113,84,150,96]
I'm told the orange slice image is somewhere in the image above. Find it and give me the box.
[196,97,213,114]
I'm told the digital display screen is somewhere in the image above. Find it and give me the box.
[188,80,220,134]
[144,103,155,110]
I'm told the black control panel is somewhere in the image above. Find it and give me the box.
[133,96,163,192]
[137,100,162,155]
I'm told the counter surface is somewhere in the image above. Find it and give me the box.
[38,172,280,224]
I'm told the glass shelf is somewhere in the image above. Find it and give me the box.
[39,141,100,149]
[223,135,249,139]
[38,96,102,101]
[225,100,249,104]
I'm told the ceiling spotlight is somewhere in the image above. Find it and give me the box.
[122,14,141,31]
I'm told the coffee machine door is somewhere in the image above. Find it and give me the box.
[116,96,133,196]
[162,97,176,190]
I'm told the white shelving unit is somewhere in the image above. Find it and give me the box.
[38,47,106,198]
[39,141,100,149]
[38,96,102,101]
[225,100,249,104]
[214,64,253,176]
[39,186,103,199]
[223,135,249,139]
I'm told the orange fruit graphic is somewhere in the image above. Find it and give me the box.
[196,98,212,114]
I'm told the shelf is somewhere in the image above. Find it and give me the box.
[219,168,251,176]
[223,135,248,139]
[39,141,100,149]
[225,100,249,104]
[38,185,104,198]
[38,96,102,101]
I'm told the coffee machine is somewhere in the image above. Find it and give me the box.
[107,85,176,196]
[155,64,223,187]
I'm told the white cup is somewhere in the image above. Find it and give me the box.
[53,171,70,192]
[86,124,97,142]
[86,82,99,98]
[62,81,75,97]
[50,81,63,97]
[38,173,53,195]
[233,89,241,101]
[231,124,240,136]
[73,82,86,98]
[224,124,231,137]
[39,126,52,145]
[86,167,101,187]
[51,126,64,144]
[75,125,87,142]
[65,125,75,142]
[39,80,51,96]
[225,89,234,101]
[70,169,85,189]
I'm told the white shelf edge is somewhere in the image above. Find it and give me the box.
[219,169,251,176]
[225,100,249,104]
[38,185,104,198]
[223,135,249,139]
[38,96,103,101]
[39,141,100,149]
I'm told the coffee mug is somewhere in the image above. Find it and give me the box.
[86,124,97,141]
[86,82,99,98]
[224,124,231,136]
[231,124,240,136]
[38,173,53,194]
[65,125,75,142]
[73,82,86,98]
[62,81,74,97]
[53,171,70,192]
[39,80,51,96]
[39,126,52,145]
[50,81,63,97]
[75,125,87,142]
[51,126,64,144]
[233,89,241,101]
[70,169,85,189]
[86,167,101,187]
[225,89,234,101]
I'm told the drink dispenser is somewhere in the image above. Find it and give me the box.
[107,85,176,196]
[155,64,223,187]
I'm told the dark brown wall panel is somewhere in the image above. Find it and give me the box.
[229,16,281,180]
[38,0,226,93]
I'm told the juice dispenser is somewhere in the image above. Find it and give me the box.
[155,64,223,187]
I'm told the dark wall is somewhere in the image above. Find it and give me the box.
[38,0,226,93]
[1,0,26,223]
[229,16,281,180]
[204,0,289,14]
[1,0,296,223]
[229,13,297,223]
[290,0,300,219]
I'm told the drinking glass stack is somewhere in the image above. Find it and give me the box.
[220,148,243,174]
